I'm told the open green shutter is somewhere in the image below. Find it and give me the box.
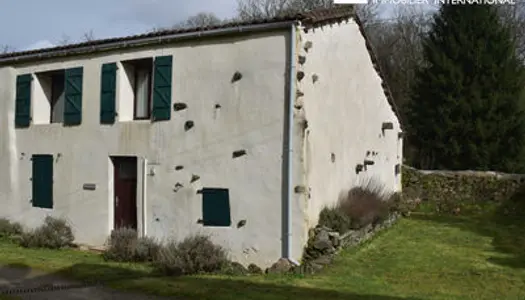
[64,67,83,126]
[100,63,117,124]
[202,188,231,227]
[32,154,53,209]
[152,55,172,121]
[15,74,32,128]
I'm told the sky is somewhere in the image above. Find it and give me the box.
[0,0,239,51]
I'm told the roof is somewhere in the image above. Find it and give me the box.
[0,5,401,127]
[0,6,356,63]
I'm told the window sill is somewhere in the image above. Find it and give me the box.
[119,119,152,124]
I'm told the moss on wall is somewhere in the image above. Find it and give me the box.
[402,166,525,214]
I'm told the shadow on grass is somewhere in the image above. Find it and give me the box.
[0,262,422,300]
[409,189,525,270]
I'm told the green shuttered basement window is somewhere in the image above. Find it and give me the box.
[201,188,231,227]
[32,154,53,209]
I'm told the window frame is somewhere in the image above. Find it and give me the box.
[49,71,65,124]
[132,60,153,120]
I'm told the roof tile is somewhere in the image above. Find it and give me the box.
[0,6,355,61]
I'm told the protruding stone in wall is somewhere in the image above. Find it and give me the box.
[398,132,404,139]
[364,160,374,166]
[297,71,305,81]
[304,41,313,52]
[302,119,308,130]
[298,55,306,65]
[175,165,184,171]
[294,185,307,193]
[237,220,247,228]
[173,103,187,111]
[296,90,304,97]
[232,149,247,158]
[173,182,184,192]
[190,174,200,183]
[382,122,394,131]
[331,153,336,163]
[312,74,319,83]
[355,164,364,174]
[184,121,194,131]
[295,97,304,109]
[215,104,221,109]
[231,71,243,83]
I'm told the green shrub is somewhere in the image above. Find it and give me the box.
[103,227,138,262]
[19,230,44,248]
[318,207,352,234]
[103,228,162,262]
[0,218,23,239]
[154,234,228,275]
[338,179,391,229]
[19,216,74,249]
[135,236,162,262]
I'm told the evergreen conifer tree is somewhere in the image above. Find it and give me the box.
[407,4,525,172]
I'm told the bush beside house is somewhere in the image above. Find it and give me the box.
[288,179,412,275]
[0,175,421,277]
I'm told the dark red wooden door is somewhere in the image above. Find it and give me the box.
[113,157,138,230]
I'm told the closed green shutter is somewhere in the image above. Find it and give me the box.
[64,67,83,126]
[100,63,117,124]
[152,55,172,121]
[32,154,53,209]
[202,188,231,227]
[15,74,32,128]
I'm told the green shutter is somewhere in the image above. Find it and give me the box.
[64,67,83,126]
[15,74,32,128]
[152,55,172,121]
[100,63,117,124]
[202,188,231,227]
[32,154,53,209]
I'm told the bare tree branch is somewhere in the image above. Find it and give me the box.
[57,34,72,46]
[236,0,379,26]
[82,30,95,42]
[355,3,380,26]
[1,44,14,54]
[237,0,290,20]
[497,0,525,61]
[173,12,223,29]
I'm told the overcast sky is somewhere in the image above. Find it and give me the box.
[0,0,238,51]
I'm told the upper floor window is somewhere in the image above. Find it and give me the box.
[15,67,83,128]
[101,55,173,124]
[37,70,65,123]
[123,58,153,120]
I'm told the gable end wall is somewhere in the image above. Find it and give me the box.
[292,19,403,234]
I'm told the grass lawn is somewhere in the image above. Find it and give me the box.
[0,212,524,300]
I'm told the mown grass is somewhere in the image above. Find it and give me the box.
[1,208,524,300]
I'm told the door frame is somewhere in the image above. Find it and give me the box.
[108,156,147,236]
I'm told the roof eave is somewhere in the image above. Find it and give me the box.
[0,20,296,66]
